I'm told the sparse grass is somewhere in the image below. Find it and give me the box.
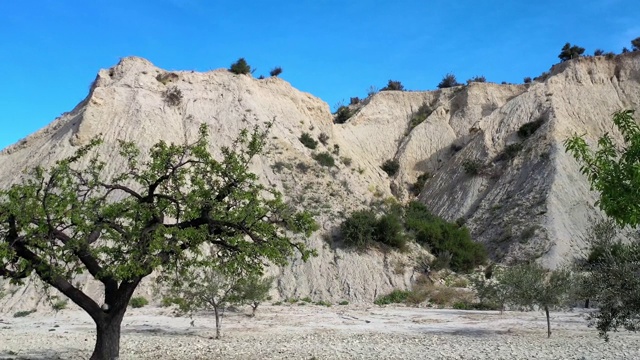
[129,296,149,308]
[374,290,411,305]
[272,301,283,306]
[301,297,312,303]
[52,300,68,311]
[340,156,352,167]
[314,300,332,307]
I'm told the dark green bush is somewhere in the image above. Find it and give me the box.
[334,106,353,124]
[381,159,400,176]
[163,86,183,107]
[374,290,411,305]
[437,73,461,89]
[229,58,251,75]
[466,75,486,84]
[594,49,605,56]
[129,296,149,308]
[13,310,36,318]
[318,132,330,145]
[406,201,486,273]
[270,67,283,77]
[462,159,482,175]
[380,80,405,91]
[558,43,585,62]
[523,77,532,84]
[517,118,544,138]
[299,132,318,149]
[376,213,406,249]
[340,209,378,248]
[313,152,335,167]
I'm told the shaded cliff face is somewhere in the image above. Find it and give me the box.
[1,53,640,309]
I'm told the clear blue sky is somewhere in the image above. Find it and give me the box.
[1,0,638,149]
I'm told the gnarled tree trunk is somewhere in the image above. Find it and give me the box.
[91,312,125,360]
[545,305,551,338]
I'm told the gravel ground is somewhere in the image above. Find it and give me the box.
[1,305,639,359]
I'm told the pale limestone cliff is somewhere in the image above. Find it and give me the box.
[1,53,640,310]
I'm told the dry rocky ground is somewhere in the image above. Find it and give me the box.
[1,304,639,359]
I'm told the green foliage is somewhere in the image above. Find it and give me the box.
[340,209,378,249]
[518,118,545,138]
[230,275,274,316]
[462,159,482,175]
[594,49,605,56]
[229,58,251,75]
[375,213,406,250]
[269,67,283,77]
[299,132,318,149]
[437,73,461,89]
[523,77,532,84]
[129,297,148,308]
[374,290,411,305]
[381,159,400,176]
[565,110,640,226]
[0,122,317,358]
[334,106,354,124]
[313,152,335,167]
[338,300,349,305]
[408,202,486,273]
[318,132,330,145]
[380,80,405,91]
[558,42,585,62]
[495,263,573,337]
[576,219,640,340]
[314,300,332,307]
[13,310,36,317]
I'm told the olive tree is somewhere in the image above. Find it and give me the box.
[565,109,640,340]
[496,263,573,338]
[0,123,317,359]
[231,274,273,317]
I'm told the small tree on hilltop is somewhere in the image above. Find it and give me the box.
[269,67,283,77]
[437,73,461,89]
[632,37,640,52]
[380,80,405,91]
[0,124,317,359]
[229,58,252,75]
[558,43,585,62]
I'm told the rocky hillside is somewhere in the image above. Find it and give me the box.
[1,53,639,309]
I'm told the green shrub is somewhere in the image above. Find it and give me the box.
[300,296,312,303]
[437,73,461,88]
[340,209,378,248]
[517,118,544,138]
[229,58,251,75]
[163,86,183,107]
[314,300,332,307]
[129,296,149,308]
[338,300,349,305]
[523,77,532,84]
[374,290,411,305]
[299,132,318,149]
[334,106,353,124]
[381,159,400,176]
[466,75,486,84]
[462,159,482,175]
[594,49,605,56]
[376,213,406,250]
[14,310,36,317]
[270,67,283,77]
[558,43,585,62]
[380,80,405,91]
[313,152,335,167]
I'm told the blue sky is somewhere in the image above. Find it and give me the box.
[1,0,639,149]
